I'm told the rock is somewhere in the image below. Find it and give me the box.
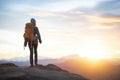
[0,63,88,80]
[35,64,68,72]
[0,63,17,67]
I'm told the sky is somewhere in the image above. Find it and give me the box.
[0,0,120,60]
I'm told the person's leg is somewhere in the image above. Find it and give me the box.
[33,43,38,65]
[28,42,33,67]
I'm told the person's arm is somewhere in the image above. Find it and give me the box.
[35,27,42,43]
[24,40,27,47]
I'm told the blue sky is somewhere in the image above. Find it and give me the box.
[0,0,120,60]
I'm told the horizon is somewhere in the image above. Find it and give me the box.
[0,0,120,60]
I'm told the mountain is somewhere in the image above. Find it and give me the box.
[0,55,71,66]
[56,57,120,80]
[1,54,120,80]
[0,63,87,80]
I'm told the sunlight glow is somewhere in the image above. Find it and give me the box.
[80,41,107,60]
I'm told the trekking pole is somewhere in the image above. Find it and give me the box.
[24,44,25,50]
[30,40,32,49]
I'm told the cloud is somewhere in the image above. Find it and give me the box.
[86,14,120,23]
[1,0,101,13]
[66,0,120,30]
[0,29,23,46]
[84,14,120,29]
[28,12,70,18]
[29,9,120,30]
[95,0,120,15]
[1,0,120,59]
[90,0,120,29]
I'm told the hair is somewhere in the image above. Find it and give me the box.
[31,18,36,27]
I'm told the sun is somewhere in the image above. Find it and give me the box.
[80,42,106,60]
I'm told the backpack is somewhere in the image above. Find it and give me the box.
[23,23,35,42]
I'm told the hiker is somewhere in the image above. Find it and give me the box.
[24,18,42,67]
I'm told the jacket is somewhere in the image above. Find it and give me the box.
[33,26,42,44]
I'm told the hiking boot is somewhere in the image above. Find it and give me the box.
[35,63,38,66]
[30,64,33,67]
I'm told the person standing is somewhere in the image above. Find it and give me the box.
[24,18,42,67]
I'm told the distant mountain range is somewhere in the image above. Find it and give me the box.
[0,54,80,66]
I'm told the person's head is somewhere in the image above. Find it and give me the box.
[31,18,36,26]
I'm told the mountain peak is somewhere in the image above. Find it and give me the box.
[0,63,17,67]
[0,63,87,80]
[34,64,68,72]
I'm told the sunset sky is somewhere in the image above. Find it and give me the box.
[0,0,120,60]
